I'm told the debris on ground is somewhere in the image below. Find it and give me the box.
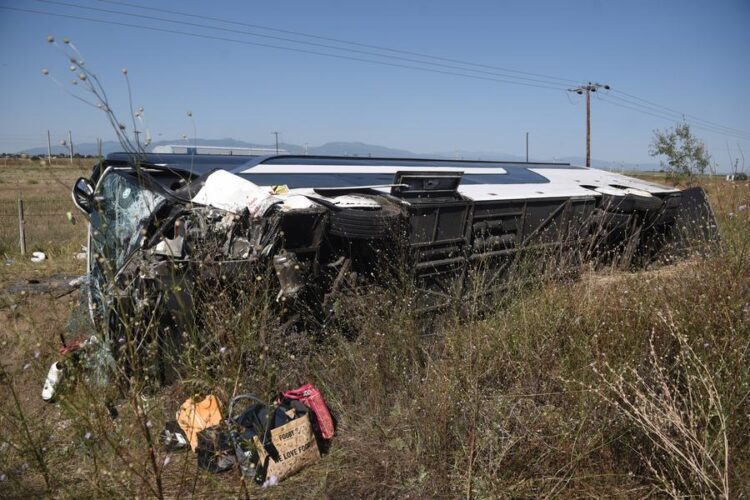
[30,251,46,263]
[162,385,334,485]
[159,421,189,451]
[39,334,100,402]
[41,361,64,402]
[280,383,335,439]
[4,274,84,296]
[176,394,223,451]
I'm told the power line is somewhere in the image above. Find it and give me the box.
[35,0,575,90]
[5,4,747,143]
[1,5,570,92]
[98,0,582,86]
[610,89,750,137]
[599,96,750,141]
[92,0,750,138]
[597,93,750,141]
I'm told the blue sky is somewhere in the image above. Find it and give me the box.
[1,0,748,167]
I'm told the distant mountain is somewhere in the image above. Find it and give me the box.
[19,137,661,171]
[307,141,415,157]
[21,138,417,158]
[427,150,528,162]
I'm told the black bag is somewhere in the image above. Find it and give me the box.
[227,394,313,483]
[196,426,236,473]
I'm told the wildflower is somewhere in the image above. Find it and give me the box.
[47,35,54,43]
[41,68,49,75]
[84,431,92,440]
[69,65,76,72]
[22,363,31,371]
[121,67,128,75]
[78,73,87,81]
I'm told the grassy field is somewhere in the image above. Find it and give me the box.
[0,161,89,283]
[0,163,748,498]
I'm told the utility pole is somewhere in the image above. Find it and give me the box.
[272,131,280,154]
[97,138,102,159]
[47,130,52,164]
[567,82,609,167]
[68,130,74,164]
[525,132,529,162]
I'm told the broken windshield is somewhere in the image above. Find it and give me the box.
[90,169,166,277]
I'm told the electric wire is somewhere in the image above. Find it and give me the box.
[596,93,750,140]
[1,5,571,92]
[66,0,750,139]
[97,0,582,86]
[610,89,750,137]
[599,92,750,140]
[95,0,749,138]
[35,0,574,89]
[4,3,748,142]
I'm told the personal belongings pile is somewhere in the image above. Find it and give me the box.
[161,384,335,485]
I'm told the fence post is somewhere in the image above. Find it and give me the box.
[18,198,26,256]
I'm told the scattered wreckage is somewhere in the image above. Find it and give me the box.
[162,384,335,485]
[60,152,716,385]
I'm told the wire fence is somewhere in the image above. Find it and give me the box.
[0,198,87,254]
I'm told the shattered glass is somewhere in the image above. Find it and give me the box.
[88,170,166,324]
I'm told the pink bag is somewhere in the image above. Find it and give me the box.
[282,384,335,439]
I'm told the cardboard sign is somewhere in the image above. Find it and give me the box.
[253,413,320,481]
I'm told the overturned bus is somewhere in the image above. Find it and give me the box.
[70,152,716,370]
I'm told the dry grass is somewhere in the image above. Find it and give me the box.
[0,162,87,283]
[0,172,748,498]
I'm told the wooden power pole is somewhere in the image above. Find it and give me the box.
[568,82,610,167]
[525,132,529,162]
